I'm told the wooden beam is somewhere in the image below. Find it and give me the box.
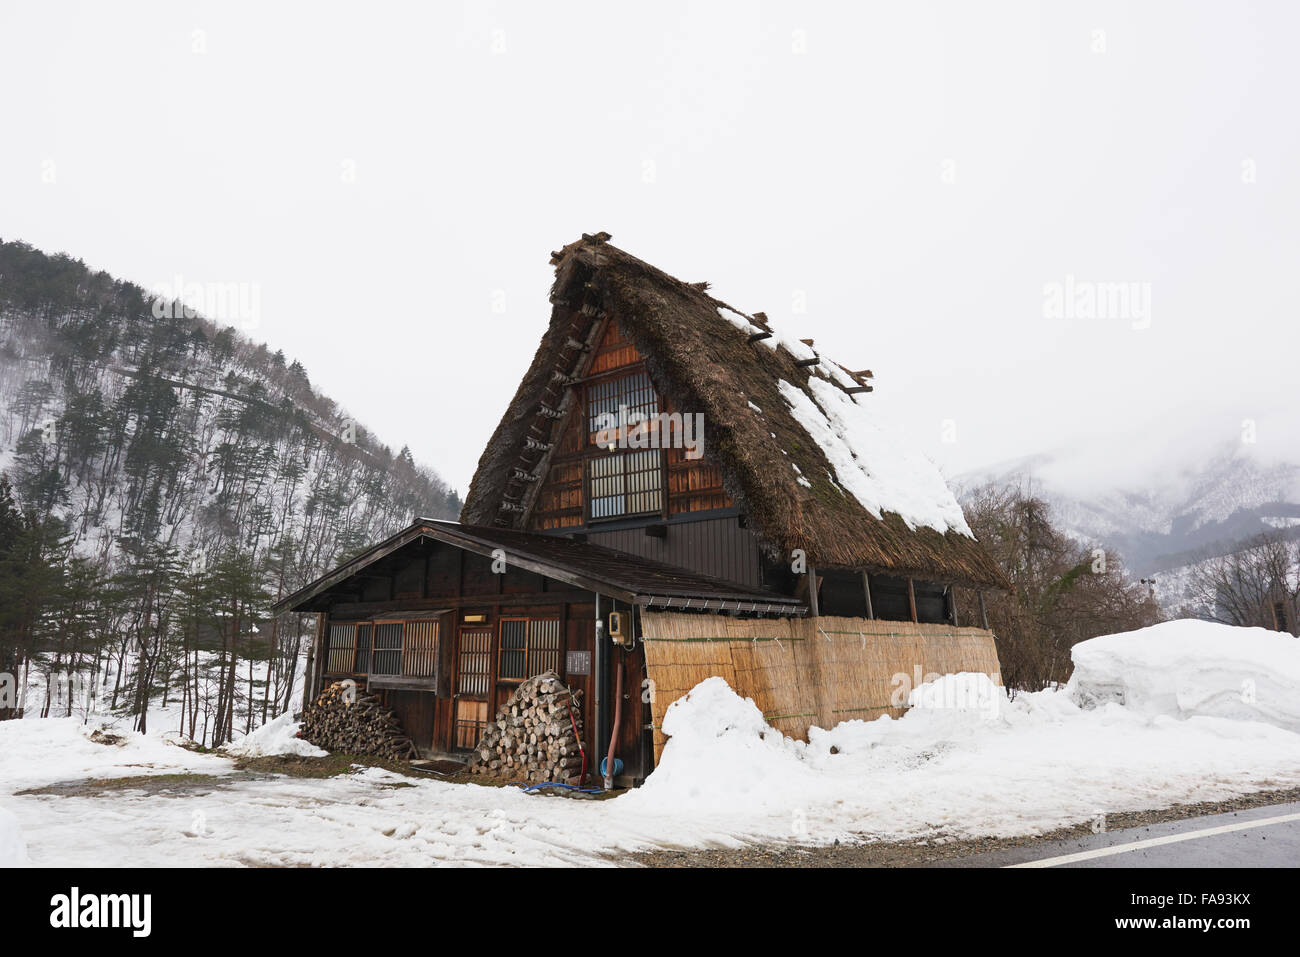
[807,566,820,617]
[946,586,959,627]
[861,570,874,620]
[747,330,772,343]
[978,590,989,630]
[845,385,873,394]
[794,357,820,368]
[906,578,918,623]
[328,591,593,618]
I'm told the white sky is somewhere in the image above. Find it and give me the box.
[2,1,1297,499]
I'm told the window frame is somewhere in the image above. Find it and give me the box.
[323,617,439,679]
[496,616,563,683]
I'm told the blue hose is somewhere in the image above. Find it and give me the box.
[509,780,605,795]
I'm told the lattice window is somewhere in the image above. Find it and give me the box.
[589,449,663,519]
[371,622,403,675]
[498,618,563,681]
[353,623,372,674]
[587,371,659,443]
[499,619,527,681]
[326,624,356,673]
[529,619,562,676]
[402,619,439,677]
[457,628,492,697]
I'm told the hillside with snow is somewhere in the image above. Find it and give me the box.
[0,239,460,740]
[0,239,460,567]
[957,438,1300,614]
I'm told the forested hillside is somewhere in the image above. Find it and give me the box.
[0,239,459,743]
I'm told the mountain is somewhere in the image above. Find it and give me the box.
[956,440,1300,612]
[0,237,460,609]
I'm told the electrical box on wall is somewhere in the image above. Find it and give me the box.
[607,610,634,647]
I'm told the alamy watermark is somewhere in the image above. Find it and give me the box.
[593,406,705,460]
[149,274,262,331]
[1043,274,1151,330]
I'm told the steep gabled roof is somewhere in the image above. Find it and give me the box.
[462,234,1010,592]
[272,519,805,615]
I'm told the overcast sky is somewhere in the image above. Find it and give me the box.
[3,1,1297,499]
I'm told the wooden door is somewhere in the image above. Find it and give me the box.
[453,626,493,749]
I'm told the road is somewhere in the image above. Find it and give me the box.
[937,801,1300,867]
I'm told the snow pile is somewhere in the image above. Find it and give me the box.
[0,805,29,867]
[778,377,973,536]
[627,677,815,816]
[908,672,1006,720]
[1067,619,1300,731]
[222,711,327,758]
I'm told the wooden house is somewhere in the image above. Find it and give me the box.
[274,233,1010,786]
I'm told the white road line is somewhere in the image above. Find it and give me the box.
[1007,810,1300,868]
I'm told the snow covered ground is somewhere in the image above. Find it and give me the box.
[3,620,1300,867]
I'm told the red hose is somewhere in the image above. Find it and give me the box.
[606,651,624,788]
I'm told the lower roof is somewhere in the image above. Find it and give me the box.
[273,519,807,616]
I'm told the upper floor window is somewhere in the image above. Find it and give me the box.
[587,371,659,445]
[585,371,664,521]
[588,450,663,519]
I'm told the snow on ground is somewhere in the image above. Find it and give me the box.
[0,805,27,867]
[3,620,1300,867]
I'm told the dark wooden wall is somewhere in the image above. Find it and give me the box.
[307,538,652,782]
[586,514,762,587]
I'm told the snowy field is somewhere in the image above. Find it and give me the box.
[3,620,1300,867]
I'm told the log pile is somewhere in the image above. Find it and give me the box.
[466,671,586,784]
[298,681,418,760]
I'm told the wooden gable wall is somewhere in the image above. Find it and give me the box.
[529,317,731,531]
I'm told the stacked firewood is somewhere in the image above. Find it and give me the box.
[298,681,418,760]
[466,671,586,784]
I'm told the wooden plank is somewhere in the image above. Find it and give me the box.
[907,578,918,623]
[367,675,438,691]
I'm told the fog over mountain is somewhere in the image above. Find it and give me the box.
[957,418,1300,581]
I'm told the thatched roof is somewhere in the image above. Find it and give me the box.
[462,234,1009,591]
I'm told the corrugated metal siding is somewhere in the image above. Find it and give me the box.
[587,516,762,587]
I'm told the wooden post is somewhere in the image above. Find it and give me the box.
[906,578,918,623]
[946,586,959,627]
[861,571,874,620]
[807,566,820,617]
[977,590,989,630]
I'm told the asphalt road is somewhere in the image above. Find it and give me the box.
[937,801,1300,867]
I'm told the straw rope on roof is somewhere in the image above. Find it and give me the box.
[462,234,1009,592]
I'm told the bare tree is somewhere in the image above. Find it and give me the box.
[1185,531,1300,634]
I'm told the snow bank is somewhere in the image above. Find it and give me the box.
[1067,619,1300,731]
[0,805,29,867]
[222,711,327,758]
